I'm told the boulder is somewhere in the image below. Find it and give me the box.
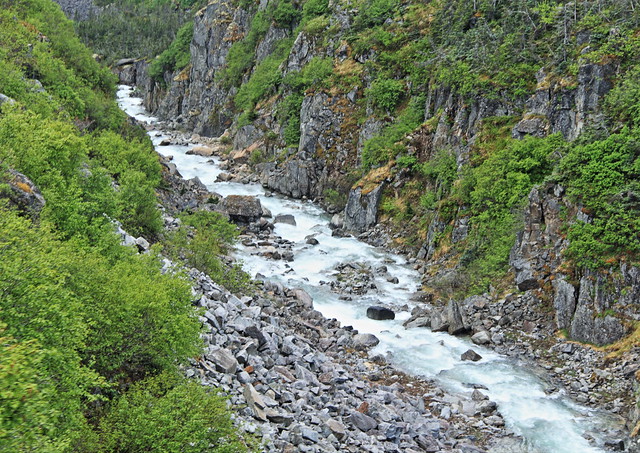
[222,195,262,223]
[446,300,469,335]
[206,348,239,373]
[366,306,395,321]
[471,331,491,345]
[353,333,380,349]
[274,214,297,226]
[461,349,483,362]
[0,169,46,218]
[344,184,384,234]
[187,145,215,156]
[348,411,377,432]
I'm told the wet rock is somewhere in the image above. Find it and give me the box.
[306,236,319,245]
[366,306,395,321]
[223,195,262,223]
[461,349,483,362]
[274,214,297,226]
[187,145,215,156]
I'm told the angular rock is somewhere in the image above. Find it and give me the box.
[274,214,297,226]
[353,333,380,349]
[348,411,377,432]
[344,184,384,234]
[326,419,347,440]
[461,349,482,362]
[223,195,262,223]
[471,331,491,345]
[366,306,395,321]
[206,348,239,373]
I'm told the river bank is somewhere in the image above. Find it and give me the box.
[118,85,633,452]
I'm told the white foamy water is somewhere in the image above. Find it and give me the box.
[117,85,622,453]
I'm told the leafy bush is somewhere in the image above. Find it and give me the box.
[270,0,301,27]
[164,211,254,293]
[366,77,405,112]
[354,0,399,29]
[221,11,270,88]
[559,127,640,268]
[302,0,329,19]
[98,371,255,452]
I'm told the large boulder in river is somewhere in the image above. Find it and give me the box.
[366,306,395,321]
[223,195,262,223]
[274,214,296,226]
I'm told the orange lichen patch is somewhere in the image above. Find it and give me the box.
[334,58,362,78]
[174,65,191,82]
[355,162,395,194]
[605,322,640,358]
[224,22,244,42]
[16,182,33,194]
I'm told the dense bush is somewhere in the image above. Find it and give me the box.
[0,2,255,451]
[163,210,254,293]
[98,371,255,452]
[559,128,640,268]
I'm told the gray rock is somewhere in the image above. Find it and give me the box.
[206,348,239,373]
[471,331,491,345]
[461,349,482,362]
[446,300,469,335]
[553,277,576,330]
[274,214,297,226]
[353,333,380,349]
[326,419,347,440]
[348,411,377,432]
[243,383,267,421]
[366,306,395,321]
[223,195,263,223]
[0,169,46,218]
[344,184,385,234]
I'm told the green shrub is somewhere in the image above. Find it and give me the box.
[98,371,256,452]
[271,0,301,27]
[302,0,329,19]
[354,0,399,29]
[559,127,640,268]
[221,11,270,88]
[164,210,254,293]
[366,77,405,112]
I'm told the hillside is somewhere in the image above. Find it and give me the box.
[0,1,254,451]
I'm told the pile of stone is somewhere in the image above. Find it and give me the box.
[180,268,512,452]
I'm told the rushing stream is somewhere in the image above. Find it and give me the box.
[118,85,621,453]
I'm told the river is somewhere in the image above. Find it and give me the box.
[117,85,621,453]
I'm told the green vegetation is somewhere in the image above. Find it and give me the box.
[0,1,255,451]
[149,21,194,82]
[76,0,197,65]
[163,210,254,294]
